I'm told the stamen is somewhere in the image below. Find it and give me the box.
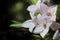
[46,12,52,16]
[43,23,46,29]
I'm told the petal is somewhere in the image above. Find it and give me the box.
[52,30,59,40]
[40,27,49,38]
[40,3,48,14]
[37,15,47,24]
[22,20,35,28]
[27,5,38,12]
[32,17,38,25]
[29,26,35,33]
[33,25,44,33]
[50,16,56,21]
[46,15,56,23]
[36,0,49,14]
[48,5,57,15]
[36,0,41,8]
[29,12,36,19]
[42,0,50,3]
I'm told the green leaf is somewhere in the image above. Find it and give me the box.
[10,23,22,28]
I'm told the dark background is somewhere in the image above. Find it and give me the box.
[0,0,60,40]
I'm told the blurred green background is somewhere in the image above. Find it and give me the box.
[7,0,60,40]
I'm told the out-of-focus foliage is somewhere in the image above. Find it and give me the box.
[28,0,37,4]
[56,5,60,22]
[12,2,23,12]
[9,0,60,40]
[10,2,24,22]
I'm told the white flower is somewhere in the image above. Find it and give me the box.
[27,0,49,19]
[22,0,56,38]
[22,18,50,38]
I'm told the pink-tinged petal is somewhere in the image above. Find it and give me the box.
[50,21,60,31]
[39,3,49,14]
[27,5,38,12]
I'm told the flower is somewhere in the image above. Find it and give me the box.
[22,0,56,38]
